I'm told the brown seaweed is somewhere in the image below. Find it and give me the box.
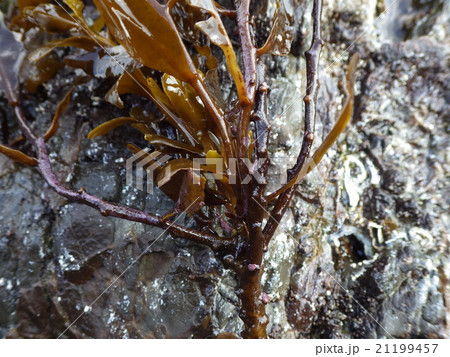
[0,0,358,339]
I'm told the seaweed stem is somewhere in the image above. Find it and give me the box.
[263,0,324,242]
[190,77,234,161]
[235,61,271,339]
[4,89,232,252]
[234,0,257,142]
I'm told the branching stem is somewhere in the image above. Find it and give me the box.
[264,0,324,238]
[234,0,257,144]
[5,91,232,253]
[0,0,359,340]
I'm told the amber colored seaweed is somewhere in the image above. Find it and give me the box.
[0,143,38,166]
[0,0,359,339]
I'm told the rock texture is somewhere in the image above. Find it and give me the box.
[0,0,448,338]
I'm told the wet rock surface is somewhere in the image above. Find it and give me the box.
[0,0,448,338]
